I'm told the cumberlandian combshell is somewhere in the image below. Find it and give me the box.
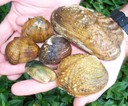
[57,54,108,97]
[26,60,57,83]
[51,5,124,60]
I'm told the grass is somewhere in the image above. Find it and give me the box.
[0,0,128,106]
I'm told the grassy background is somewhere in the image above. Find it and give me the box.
[0,0,128,106]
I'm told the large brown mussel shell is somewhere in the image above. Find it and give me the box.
[21,16,53,43]
[51,5,124,60]
[57,54,108,97]
[39,35,72,64]
[25,60,57,83]
[5,37,40,65]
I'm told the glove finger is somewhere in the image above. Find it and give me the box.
[7,74,22,81]
[0,15,13,47]
[0,31,21,54]
[0,0,11,6]
[16,15,36,26]
[73,90,104,106]
[0,53,6,62]
[0,61,25,75]
[11,79,57,96]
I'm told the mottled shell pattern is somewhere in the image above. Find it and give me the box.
[21,16,53,43]
[26,60,57,83]
[57,54,108,97]
[5,37,40,65]
[51,5,124,60]
[39,35,72,64]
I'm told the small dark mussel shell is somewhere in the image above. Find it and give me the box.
[25,60,57,83]
[39,35,72,64]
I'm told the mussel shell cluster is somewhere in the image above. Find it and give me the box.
[5,16,72,84]
[5,5,124,97]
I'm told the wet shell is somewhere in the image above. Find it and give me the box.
[25,60,57,83]
[39,35,72,64]
[5,37,40,65]
[57,54,108,97]
[51,5,124,60]
[21,16,53,43]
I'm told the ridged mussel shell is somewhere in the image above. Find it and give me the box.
[21,16,53,43]
[39,35,72,64]
[51,5,124,60]
[5,37,40,65]
[26,60,57,83]
[57,54,108,97]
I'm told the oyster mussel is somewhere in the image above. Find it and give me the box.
[51,5,124,60]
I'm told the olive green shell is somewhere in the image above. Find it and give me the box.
[51,5,124,60]
[57,54,108,97]
[26,60,57,83]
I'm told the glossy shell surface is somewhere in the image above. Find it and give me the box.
[5,37,40,65]
[26,60,57,83]
[57,54,108,97]
[39,35,72,64]
[21,16,53,43]
[51,5,124,60]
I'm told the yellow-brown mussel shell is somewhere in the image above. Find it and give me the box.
[57,54,108,97]
[5,37,40,65]
[51,5,124,60]
[25,60,57,83]
[21,16,53,43]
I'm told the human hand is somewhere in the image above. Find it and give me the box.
[9,35,125,106]
[0,0,81,80]
[0,1,127,106]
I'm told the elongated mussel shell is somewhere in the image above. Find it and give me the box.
[57,54,108,97]
[51,5,124,60]
[5,37,40,65]
[26,60,57,83]
[39,35,71,64]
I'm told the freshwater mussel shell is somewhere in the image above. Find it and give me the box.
[51,5,124,60]
[26,60,57,83]
[57,54,108,97]
[39,35,72,64]
[5,37,40,65]
[21,16,53,43]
